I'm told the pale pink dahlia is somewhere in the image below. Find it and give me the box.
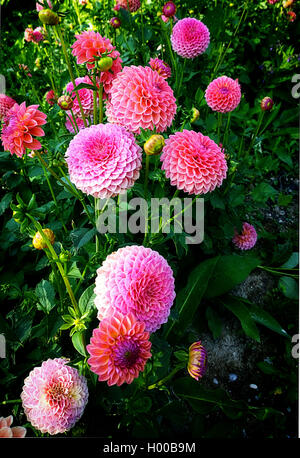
[65,123,142,198]
[87,311,152,386]
[21,358,88,435]
[1,102,46,157]
[205,76,241,113]
[106,65,176,134]
[0,415,26,438]
[149,57,171,79]
[36,0,52,11]
[161,130,227,195]
[232,222,257,250]
[115,0,140,12]
[94,245,175,333]
[0,94,16,121]
[171,18,210,59]
[65,77,94,118]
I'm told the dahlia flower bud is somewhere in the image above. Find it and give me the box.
[287,11,296,21]
[162,1,176,17]
[190,107,200,123]
[38,9,59,25]
[98,56,113,72]
[144,134,165,156]
[187,341,208,381]
[58,95,74,110]
[32,228,55,250]
[260,96,274,111]
[110,17,121,28]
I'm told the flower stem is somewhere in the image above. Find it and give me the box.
[147,363,185,390]
[98,82,103,124]
[144,155,150,197]
[246,111,265,155]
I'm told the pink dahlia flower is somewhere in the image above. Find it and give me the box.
[205,76,241,113]
[161,130,227,195]
[65,123,142,198]
[0,94,16,121]
[115,0,141,12]
[94,245,176,333]
[1,102,46,157]
[87,311,152,386]
[232,222,257,250]
[32,26,45,43]
[36,0,52,11]
[267,0,279,4]
[161,14,178,23]
[149,57,171,79]
[106,65,176,134]
[162,1,176,17]
[24,27,34,42]
[21,358,88,435]
[0,415,26,438]
[171,18,210,59]
[65,77,94,118]
[45,89,57,106]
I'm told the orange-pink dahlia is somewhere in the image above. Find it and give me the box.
[0,415,26,438]
[106,65,177,134]
[232,222,257,250]
[94,245,175,333]
[1,102,46,157]
[161,130,227,195]
[87,311,152,386]
[0,94,16,121]
[171,18,210,59]
[205,76,241,113]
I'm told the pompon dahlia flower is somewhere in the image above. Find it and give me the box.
[188,341,208,381]
[115,0,141,12]
[162,1,176,17]
[1,102,46,157]
[171,18,210,59]
[0,94,16,121]
[87,311,152,386]
[106,65,176,134]
[161,130,227,195]
[0,415,27,438]
[94,245,175,333]
[205,76,241,113]
[65,77,94,118]
[36,0,52,10]
[21,358,88,435]
[149,57,171,79]
[232,222,257,250]
[65,123,142,198]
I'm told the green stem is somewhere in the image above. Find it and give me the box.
[0,399,22,405]
[217,112,223,143]
[92,71,98,124]
[147,364,185,390]
[98,82,103,124]
[246,111,265,155]
[223,112,231,146]
[144,155,150,197]
[94,197,100,253]
[258,265,299,278]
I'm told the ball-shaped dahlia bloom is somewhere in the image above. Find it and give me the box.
[1,102,46,157]
[171,18,210,59]
[65,77,94,118]
[162,1,176,17]
[94,245,175,333]
[0,415,27,438]
[232,222,257,250]
[45,89,57,106]
[65,123,142,198]
[149,57,171,79]
[87,311,152,386]
[106,65,176,134]
[71,31,122,94]
[261,96,274,111]
[115,0,140,12]
[21,358,88,435]
[161,130,227,195]
[0,94,16,121]
[188,341,208,381]
[36,0,52,11]
[205,76,241,113]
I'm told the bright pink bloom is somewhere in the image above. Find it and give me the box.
[232,222,257,250]
[171,18,210,59]
[65,123,142,198]
[65,77,94,118]
[205,76,241,113]
[0,94,16,121]
[267,0,279,4]
[94,245,176,333]
[1,102,46,157]
[149,57,171,79]
[161,130,227,195]
[115,0,140,12]
[0,416,26,438]
[87,311,152,386]
[36,0,52,11]
[21,358,88,435]
[24,27,34,42]
[32,26,45,43]
[45,89,57,106]
[162,1,176,17]
[106,65,176,134]
[287,11,296,21]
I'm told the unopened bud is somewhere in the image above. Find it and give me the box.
[144,134,165,156]
[58,95,74,110]
[110,17,121,29]
[190,107,200,123]
[32,228,55,250]
[260,97,274,111]
[38,9,59,26]
[98,57,113,72]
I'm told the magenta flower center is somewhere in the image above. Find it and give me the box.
[219,86,230,95]
[114,339,140,368]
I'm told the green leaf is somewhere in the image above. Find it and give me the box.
[279,276,299,300]
[248,302,289,338]
[67,263,83,279]
[251,182,277,203]
[35,280,56,314]
[78,284,96,315]
[204,255,260,298]
[77,228,97,250]
[71,332,87,357]
[0,192,13,216]
[223,298,261,342]
[173,350,188,362]
[280,252,299,269]
[206,306,223,339]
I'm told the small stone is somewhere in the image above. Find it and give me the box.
[249,384,258,390]
[229,373,238,382]
[213,378,219,385]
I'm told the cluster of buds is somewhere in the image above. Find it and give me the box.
[32,228,55,250]
[144,134,165,156]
